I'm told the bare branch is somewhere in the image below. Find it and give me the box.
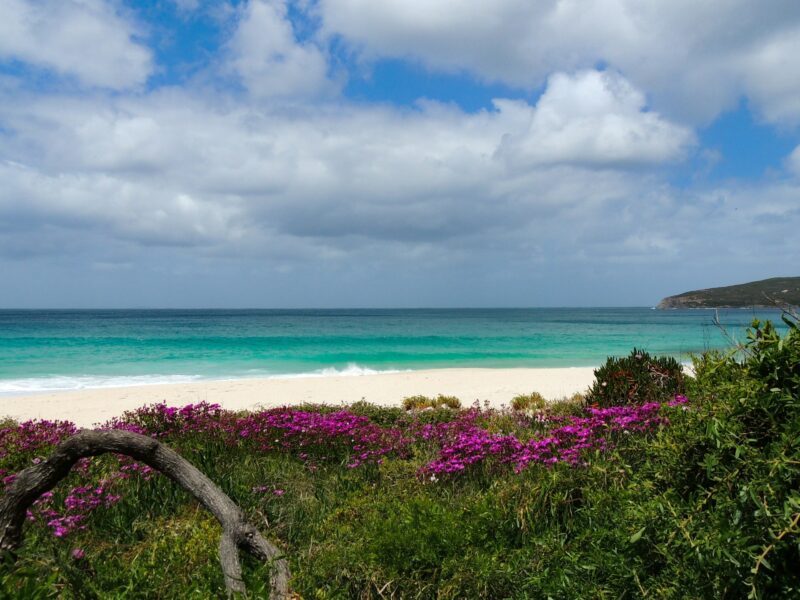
[0,429,290,599]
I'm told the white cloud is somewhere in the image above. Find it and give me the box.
[1,80,797,305]
[0,0,798,305]
[318,0,538,77]
[739,26,800,124]
[0,160,245,248]
[0,0,152,89]
[494,70,695,168]
[229,0,334,99]
[0,69,693,255]
[318,0,800,124]
[0,68,754,304]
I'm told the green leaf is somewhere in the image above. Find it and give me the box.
[629,527,646,543]
[755,556,773,572]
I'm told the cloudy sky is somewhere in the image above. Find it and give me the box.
[1,0,799,308]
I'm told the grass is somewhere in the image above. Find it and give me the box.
[1,316,799,598]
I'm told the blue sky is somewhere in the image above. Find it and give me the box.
[1,0,799,307]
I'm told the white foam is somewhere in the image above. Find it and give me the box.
[266,363,407,379]
[0,364,407,396]
[0,374,205,396]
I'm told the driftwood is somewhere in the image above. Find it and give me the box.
[0,430,290,599]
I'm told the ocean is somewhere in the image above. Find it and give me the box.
[0,308,787,395]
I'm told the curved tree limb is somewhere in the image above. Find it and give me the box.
[0,429,290,599]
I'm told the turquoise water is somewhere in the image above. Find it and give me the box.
[0,308,786,394]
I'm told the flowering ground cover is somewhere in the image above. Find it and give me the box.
[1,318,798,598]
[1,395,686,546]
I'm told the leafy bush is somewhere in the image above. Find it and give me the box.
[510,391,547,412]
[740,317,800,437]
[587,347,685,407]
[656,314,800,598]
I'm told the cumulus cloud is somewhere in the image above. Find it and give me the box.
[0,159,245,249]
[318,0,800,124]
[494,70,695,168]
[319,0,542,82]
[0,0,152,89]
[0,69,694,257]
[228,0,334,99]
[739,25,800,124]
[0,0,798,306]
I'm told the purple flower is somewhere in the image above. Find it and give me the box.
[418,397,679,477]
[71,548,85,560]
[667,394,689,407]
[1,395,685,546]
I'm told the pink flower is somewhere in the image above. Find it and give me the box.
[667,395,689,407]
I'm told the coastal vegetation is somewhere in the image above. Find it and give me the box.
[402,394,462,411]
[1,315,799,598]
[586,347,685,408]
[510,391,547,412]
[657,276,800,309]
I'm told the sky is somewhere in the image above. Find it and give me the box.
[1,0,799,308]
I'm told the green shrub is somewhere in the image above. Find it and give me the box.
[741,317,800,436]
[510,392,547,412]
[586,347,685,407]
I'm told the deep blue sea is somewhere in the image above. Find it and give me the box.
[0,308,787,395]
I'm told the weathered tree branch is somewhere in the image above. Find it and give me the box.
[0,429,290,599]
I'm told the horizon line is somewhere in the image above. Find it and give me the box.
[0,305,659,311]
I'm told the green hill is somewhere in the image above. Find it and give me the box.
[657,276,800,309]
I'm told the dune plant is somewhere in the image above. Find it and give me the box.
[510,392,547,412]
[402,394,462,411]
[435,395,462,410]
[402,395,432,410]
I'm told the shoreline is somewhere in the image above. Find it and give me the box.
[0,367,597,427]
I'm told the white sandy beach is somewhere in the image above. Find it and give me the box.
[0,367,597,427]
